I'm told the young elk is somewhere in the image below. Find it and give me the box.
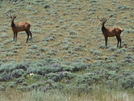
[97,15,124,48]
[8,15,32,43]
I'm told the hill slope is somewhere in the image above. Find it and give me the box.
[0,0,134,99]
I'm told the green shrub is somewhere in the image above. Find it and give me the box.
[0,86,5,91]
[45,73,63,82]
[107,46,117,52]
[16,63,29,71]
[14,42,21,46]
[11,69,25,78]
[16,77,25,84]
[27,65,62,75]
[73,45,86,51]
[71,62,90,72]
[5,8,15,13]
[115,5,130,10]
[8,82,16,88]
[32,29,44,34]
[63,72,77,80]
[128,46,134,51]
[118,75,134,89]
[122,69,134,76]
[32,74,43,81]
[61,44,71,50]
[6,52,16,57]
[0,32,8,38]
[26,49,36,54]
[115,48,126,54]
[130,12,134,17]
[0,62,16,73]
[70,21,78,26]
[107,71,120,80]
[121,53,134,67]
[93,60,104,67]
[17,86,28,92]
[30,81,45,89]
[26,6,35,11]
[46,35,56,41]
[22,82,28,86]
[0,72,12,81]
[61,65,75,71]
[27,67,42,75]
[61,25,68,29]
[105,63,121,71]
[29,45,38,49]
[69,30,77,35]
[40,47,49,53]
[33,59,48,66]
[105,56,117,63]
[46,49,58,56]
[104,80,120,89]
[75,73,102,86]
[93,50,102,55]
[99,44,106,49]
[46,21,53,25]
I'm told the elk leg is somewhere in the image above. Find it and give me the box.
[13,32,16,41]
[15,33,18,42]
[116,36,119,48]
[26,31,29,43]
[29,31,32,39]
[14,32,17,42]
[105,37,108,48]
[119,36,122,48]
[116,36,121,48]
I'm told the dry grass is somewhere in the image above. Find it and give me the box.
[0,87,134,101]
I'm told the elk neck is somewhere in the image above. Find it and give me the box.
[11,19,16,27]
[101,23,106,32]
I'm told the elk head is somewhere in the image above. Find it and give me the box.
[97,14,113,25]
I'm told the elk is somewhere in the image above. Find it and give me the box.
[8,14,32,43]
[97,15,124,48]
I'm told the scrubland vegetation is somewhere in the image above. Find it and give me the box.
[0,0,134,101]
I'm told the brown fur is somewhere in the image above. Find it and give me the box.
[98,15,123,48]
[10,15,32,43]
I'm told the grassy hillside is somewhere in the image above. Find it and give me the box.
[0,0,134,101]
[0,0,134,63]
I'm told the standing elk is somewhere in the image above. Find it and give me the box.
[7,14,32,43]
[97,15,124,48]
